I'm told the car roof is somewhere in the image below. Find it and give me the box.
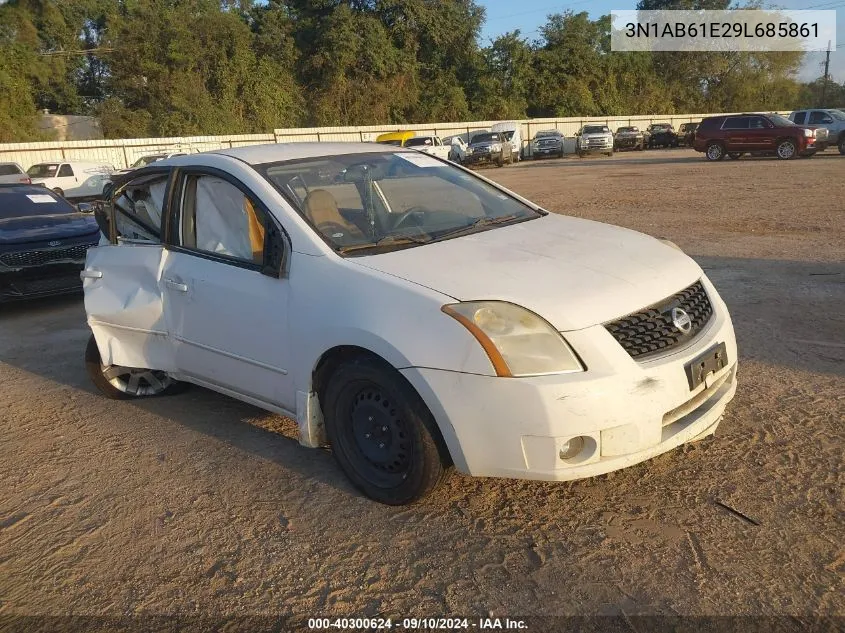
[209,142,399,165]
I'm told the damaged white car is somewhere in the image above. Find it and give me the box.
[82,144,738,504]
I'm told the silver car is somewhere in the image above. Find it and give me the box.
[0,162,30,185]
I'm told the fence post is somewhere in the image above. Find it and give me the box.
[121,144,129,169]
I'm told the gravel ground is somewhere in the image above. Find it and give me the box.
[1,148,843,631]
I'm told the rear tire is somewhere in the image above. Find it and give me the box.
[322,356,449,505]
[838,136,845,155]
[85,334,187,400]
[705,143,725,161]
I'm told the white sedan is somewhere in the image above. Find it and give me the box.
[82,143,738,504]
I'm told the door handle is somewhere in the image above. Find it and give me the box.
[164,279,188,293]
[80,269,103,280]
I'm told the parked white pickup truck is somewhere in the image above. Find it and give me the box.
[404,136,451,160]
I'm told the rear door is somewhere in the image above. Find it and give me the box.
[82,169,175,371]
[721,116,750,149]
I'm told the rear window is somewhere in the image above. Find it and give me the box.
[27,164,60,178]
[0,188,75,218]
[792,112,806,124]
[722,117,750,130]
[0,164,23,176]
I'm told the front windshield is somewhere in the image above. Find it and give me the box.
[651,124,671,131]
[258,151,541,255]
[500,131,515,140]
[768,113,794,127]
[535,131,560,139]
[617,127,637,133]
[472,133,500,144]
[583,126,609,134]
[27,164,60,178]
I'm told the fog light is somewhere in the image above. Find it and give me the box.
[559,436,585,460]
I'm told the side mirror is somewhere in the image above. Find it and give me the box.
[76,202,93,213]
[262,221,287,279]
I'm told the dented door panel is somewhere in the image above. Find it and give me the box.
[82,244,176,371]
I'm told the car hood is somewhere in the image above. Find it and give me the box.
[352,214,702,331]
[0,213,99,245]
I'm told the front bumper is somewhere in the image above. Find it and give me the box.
[463,151,502,165]
[615,137,642,149]
[578,140,614,153]
[401,278,738,481]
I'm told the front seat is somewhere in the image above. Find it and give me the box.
[303,189,366,244]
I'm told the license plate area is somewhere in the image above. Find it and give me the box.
[684,342,728,391]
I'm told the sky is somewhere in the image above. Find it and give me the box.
[478,0,845,83]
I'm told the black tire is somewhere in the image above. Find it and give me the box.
[558,149,564,158]
[52,188,64,197]
[727,152,742,160]
[637,143,644,151]
[85,334,187,400]
[838,136,845,155]
[705,142,725,161]
[776,139,797,160]
[605,150,613,157]
[496,155,504,167]
[322,356,449,505]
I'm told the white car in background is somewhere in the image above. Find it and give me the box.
[0,162,31,185]
[403,136,451,161]
[27,161,114,199]
[82,143,738,505]
[102,150,197,199]
[443,135,470,163]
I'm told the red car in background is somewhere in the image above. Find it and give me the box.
[693,113,819,161]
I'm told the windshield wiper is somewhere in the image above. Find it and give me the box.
[338,232,431,254]
[429,214,526,242]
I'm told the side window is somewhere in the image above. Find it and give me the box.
[58,164,74,177]
[749,117,768,129]
[178,174,266,266]
[111,174,168,244]
[722,117,749,130]
[792,112,806,124]
[809,111,832,124]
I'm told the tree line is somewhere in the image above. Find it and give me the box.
[1,0,842,143]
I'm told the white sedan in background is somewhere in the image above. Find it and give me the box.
[82,143,738,504]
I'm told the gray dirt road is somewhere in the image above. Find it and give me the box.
[1,149,843,628]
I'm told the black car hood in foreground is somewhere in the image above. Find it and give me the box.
[0,213,99,246]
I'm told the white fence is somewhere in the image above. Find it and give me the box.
[0,112,789,170]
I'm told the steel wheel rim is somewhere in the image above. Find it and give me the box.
[778,142,794,158]
[101,363,173,396]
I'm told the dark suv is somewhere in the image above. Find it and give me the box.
[693,113,819,161]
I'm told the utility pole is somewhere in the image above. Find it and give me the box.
[821,40,831,106]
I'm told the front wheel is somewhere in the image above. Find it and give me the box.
[85,335,187,400]
[776,139,797,160]
[838,136,845,155]
[322,357,449,505]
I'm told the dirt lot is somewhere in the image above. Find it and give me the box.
[1,149,843,630]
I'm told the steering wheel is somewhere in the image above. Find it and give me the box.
[392,206,430,231]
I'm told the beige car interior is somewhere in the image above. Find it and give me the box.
[303,189,365,240]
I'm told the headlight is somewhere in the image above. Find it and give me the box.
[804,128,813,137]
[442,301,584,377]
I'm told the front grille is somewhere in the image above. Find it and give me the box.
[605,281,714,360]
[0,244,89,268]
[15,273,82,295]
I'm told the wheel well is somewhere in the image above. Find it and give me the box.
[311,346,454,466]
[775,136,795,146]
[837,131,845,143]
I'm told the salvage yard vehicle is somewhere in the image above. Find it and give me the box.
[82,143,738,505]
[0,184,99,302]
[27,160,114,200]
[403,136,451,161]
[0,162,31,185]
[677,123,699,147]
[613,126,645,151]
[463,131,513,167]
[694,113,820,161]
[491,121,523,162]
[443,135,469,163]
[646,123,679,148]
[789,109,845,154]
[530,130,565,159]
[576,124,614,157]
